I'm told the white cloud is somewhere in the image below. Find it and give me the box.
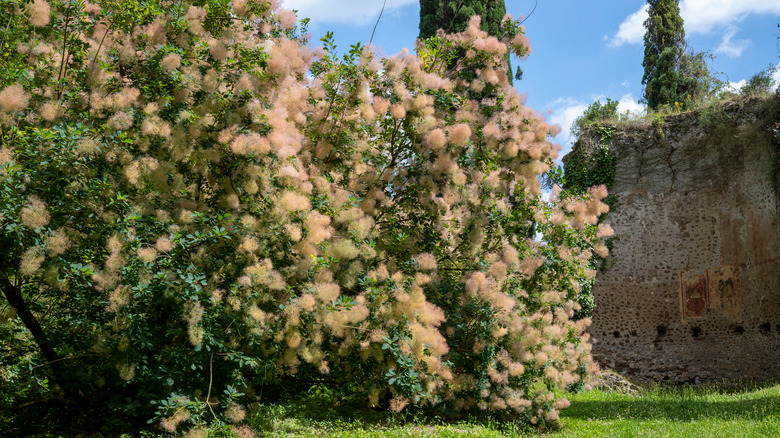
[609,4,648,47]
[724,79,747,93]
[281,0,417,26]
[609,0,780,47]
[616,93,646,117]
[715,25,750,57]
[547,97,589,157]
[723,61,780,93]
[681,0,780,34]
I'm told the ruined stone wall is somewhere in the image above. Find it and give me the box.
[578,96,780,383]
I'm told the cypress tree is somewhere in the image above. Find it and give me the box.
[642,0,683,109]
[642,0,699,109]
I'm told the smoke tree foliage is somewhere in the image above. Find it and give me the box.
[0,0,609,431]
[419,0,507,39]
[419,0,519,82]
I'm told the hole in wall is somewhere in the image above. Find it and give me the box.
[631,331,637,336]
[759,322,771,334]
[613,331,621,338]
[691,327,702,338]
[733,326,745,335]
[656,325,667,337]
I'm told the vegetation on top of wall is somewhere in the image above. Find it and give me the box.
[564,100,620,207]
[741,64,780,96]
[571,99,619,140]
[419,0,506,39]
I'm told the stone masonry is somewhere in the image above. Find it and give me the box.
[574,96,780,383]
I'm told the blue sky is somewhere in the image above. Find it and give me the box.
[281,0,780,157]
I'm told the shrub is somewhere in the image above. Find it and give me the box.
[571,99,619,139]
[741,64,779,96]
[0,0,607,431]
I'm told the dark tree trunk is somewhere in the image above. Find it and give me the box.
[0,276,82,402]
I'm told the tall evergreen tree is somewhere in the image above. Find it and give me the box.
[642,0,696,109]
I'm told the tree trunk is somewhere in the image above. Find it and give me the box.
[0,276,82,402]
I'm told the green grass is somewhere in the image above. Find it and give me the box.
[241,383,780,438]
[16,381,780,437]
[552,384,780,438]
[245,398,532,438]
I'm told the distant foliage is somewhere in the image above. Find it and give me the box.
[0,0,607,432]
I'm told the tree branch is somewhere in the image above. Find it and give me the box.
[0,275,82,401]
[369,0,387,45]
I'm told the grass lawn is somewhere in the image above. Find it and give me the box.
[14,378,780,436]
[553,383,780,438]
[244,399,531,438]
[241,382,780,438]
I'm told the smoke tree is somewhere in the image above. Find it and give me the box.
[418,0,519,82]
[419,0,507,39]
[0,0,608,431]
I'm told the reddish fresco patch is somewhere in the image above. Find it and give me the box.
[680,271,708,319]
[679,265,743,322]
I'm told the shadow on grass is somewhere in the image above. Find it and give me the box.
[249,389,534,437]
[563,396,780,422]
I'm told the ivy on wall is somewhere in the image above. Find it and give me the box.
[561,124,618,319]
[563,125,617,196]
